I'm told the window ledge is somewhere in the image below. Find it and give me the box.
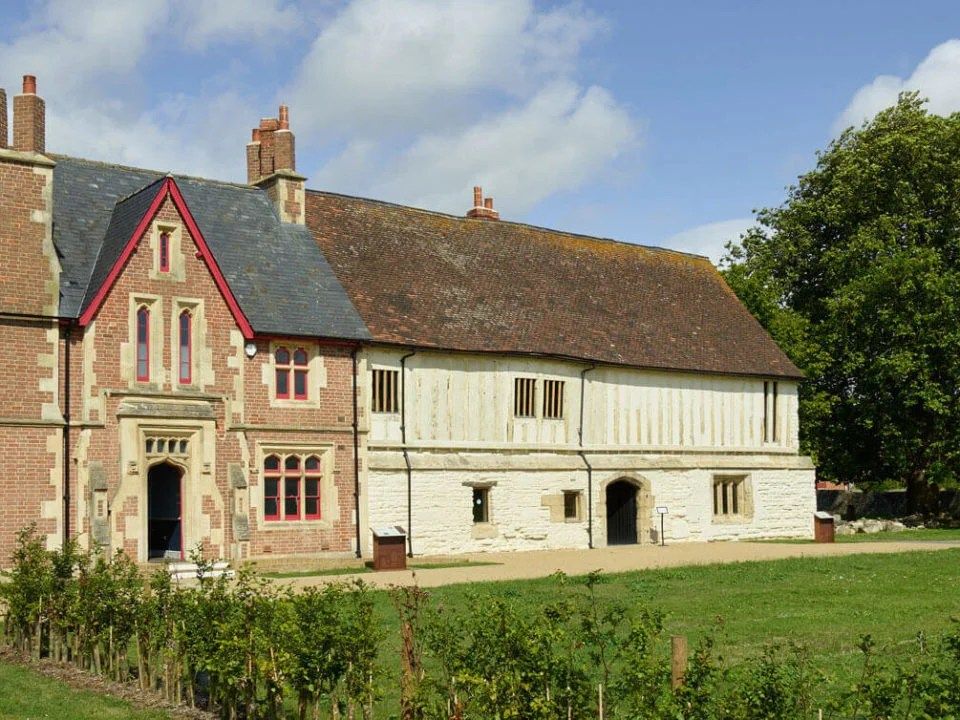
[471,522,499,540]
[261,519,333,531]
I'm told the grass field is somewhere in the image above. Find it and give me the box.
[0,660,169,720]
[755,527,960,544]
[3,547,959,716]
[363,547,960,710]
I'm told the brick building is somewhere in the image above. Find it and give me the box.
[0,76,815,565]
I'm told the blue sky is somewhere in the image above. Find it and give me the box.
[2,1,959,263]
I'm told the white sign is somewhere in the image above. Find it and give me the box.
[655,506,669,515]
[373,526,406,537]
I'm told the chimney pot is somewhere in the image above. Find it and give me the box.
[484,197,493,209]
[252,128,261,142]
[278,104,289,130]
[473,186,483,208]
[13,74,44,153]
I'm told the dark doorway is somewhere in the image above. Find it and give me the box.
[606,480,638,545]
[148,463,183,560]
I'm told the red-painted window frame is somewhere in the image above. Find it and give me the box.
[293,348,308,400]
[159,232,170,272]
[304,455,322,520]
[275,347,291,399]
[136,306,150,382]
[178,309,192,385]
[263,455,281,521]
[283,455,301,520]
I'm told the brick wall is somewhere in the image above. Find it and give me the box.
[0,150,61,561]
[73,194,359,562]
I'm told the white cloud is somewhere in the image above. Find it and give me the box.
[0,0,276,179]
[297,0,636,216]
[835,39,960,133]
[346,82,637,215]
[287,0,606,137]
[173,0,303,50]
[663,217,755,266]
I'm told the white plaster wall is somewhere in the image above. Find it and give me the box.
[366,349,799,452]
[362,347,813,556]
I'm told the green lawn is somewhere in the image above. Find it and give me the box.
[365,547,960,711]
[754,527,960,544]
[0,660,169,720]
[3,548,959,716]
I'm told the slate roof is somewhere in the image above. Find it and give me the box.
[51,156,369,340]
[305,191,803,379]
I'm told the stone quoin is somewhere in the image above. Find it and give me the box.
[0,75,815,565]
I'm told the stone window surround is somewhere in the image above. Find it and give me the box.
[711,473,755,524]
[264,341,325,408]
[170,298,202,391]
[149,220,186,282]
[463,480,498,539]
[129,294,163,389]
[252,442,337,530]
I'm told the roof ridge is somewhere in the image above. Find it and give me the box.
[305,188,711,262]
[115,175,167,204]
[49,154,258,192]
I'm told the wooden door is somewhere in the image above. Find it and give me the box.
[606,481,638,545]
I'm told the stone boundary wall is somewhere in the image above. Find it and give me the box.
[817,489,960,520]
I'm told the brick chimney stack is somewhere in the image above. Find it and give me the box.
[246,103,305,224]
[13,75,45,154]
[466,186,499,220]
[0,87,7,149]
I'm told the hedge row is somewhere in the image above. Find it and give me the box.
[2,526,960,719]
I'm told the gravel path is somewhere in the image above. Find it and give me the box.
[279,539,960,590]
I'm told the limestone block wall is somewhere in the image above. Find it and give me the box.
[367,451,815,556]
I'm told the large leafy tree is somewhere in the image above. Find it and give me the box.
[724,94,960,511]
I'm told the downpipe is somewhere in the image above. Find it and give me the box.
[400,350,417,557]
[578,363,596,549]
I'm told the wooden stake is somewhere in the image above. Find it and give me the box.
[598,683,604,720]
[671,635,688,689]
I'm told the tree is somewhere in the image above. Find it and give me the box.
[724,94,960,512]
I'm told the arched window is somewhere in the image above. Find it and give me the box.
[293,348,308,400]
[275,346,309,400]
[304,455,322,519]
[159,232,170,272]
[262,453,324,522]
[275,347,291,399]
[263,455,281,521]
[136,306,150,381]
[178,310,192,385]
[283,455,301,520]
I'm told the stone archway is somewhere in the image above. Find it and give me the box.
[147,461,184,560]
[601,475,655,545]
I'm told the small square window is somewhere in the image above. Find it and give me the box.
[563,491,580,520]
[472,487,490,523]
[372,369,400,413]
[514,377,536,418]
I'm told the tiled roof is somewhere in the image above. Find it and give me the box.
[51,156,369,340]
[305,191,802,379]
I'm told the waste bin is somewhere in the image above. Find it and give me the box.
[813,511,835,543]
[372,526,407,570]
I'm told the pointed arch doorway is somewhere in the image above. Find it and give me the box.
[605,477,655,545]
[147,462,184,560]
